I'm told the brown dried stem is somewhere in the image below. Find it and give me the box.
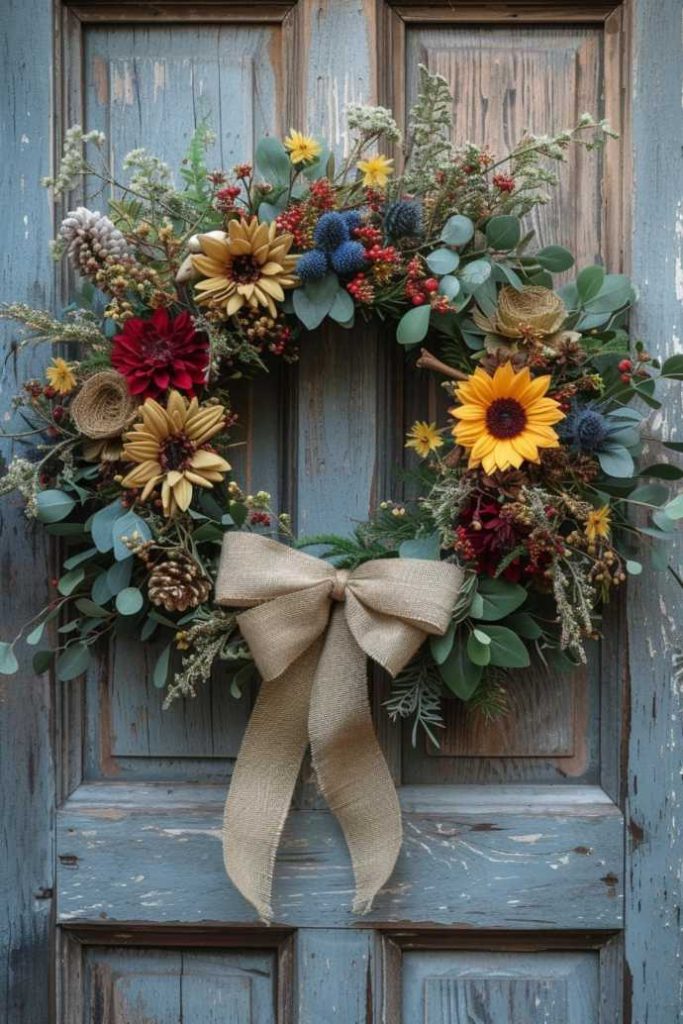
[416,348,469,382]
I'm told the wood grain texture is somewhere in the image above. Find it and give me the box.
[295,929,374,1022]
[402,950,599,1023]
[0,0,55,1021]
[57,783,623,928]
[626,0,683,1020]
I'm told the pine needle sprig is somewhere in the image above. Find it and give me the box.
[385,649,445,748]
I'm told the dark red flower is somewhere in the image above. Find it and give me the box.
[454,499,526,581]
[112,309,209,400]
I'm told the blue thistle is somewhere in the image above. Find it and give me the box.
[384,199,422,240]
[313,212,349,253]
[330,240,367,277]
[341,210,362,232]
[560,405,610,452]
[296,249,329,283]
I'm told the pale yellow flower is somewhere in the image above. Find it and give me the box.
[284,130,321,165]
[357,154,394,188]
[405,421,444,459]
[585,506,611,545]
[46,357,77,395]
[120,391,230,517]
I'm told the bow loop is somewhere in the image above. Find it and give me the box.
[214,532,464,921]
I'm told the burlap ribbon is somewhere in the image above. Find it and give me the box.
[215,532,463,921]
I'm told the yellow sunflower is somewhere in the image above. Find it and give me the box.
[585,505,611,545]
[120,391,230,517]
[450,362,565,474]
[191,218,297,319]
[357,155,394,188]
[405,421,444,459]
[284,130,321,165]
[46,357,77,395]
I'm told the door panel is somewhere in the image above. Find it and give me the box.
[53,2,629,1021]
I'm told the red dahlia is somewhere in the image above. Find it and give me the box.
[112,309,209,400]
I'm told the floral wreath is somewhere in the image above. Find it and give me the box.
[1,66,681,745]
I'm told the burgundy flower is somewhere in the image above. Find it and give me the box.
[112,309,209,400]
[454,499,526,581]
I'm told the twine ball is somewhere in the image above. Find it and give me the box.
[70,369,139,440]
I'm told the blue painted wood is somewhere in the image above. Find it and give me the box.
[402,951,599,1024]
[56,783,623,929]
[0,0,55,1021]
[295,929,374,1023]
[83,948,277,1023]
[627,1,683,1020]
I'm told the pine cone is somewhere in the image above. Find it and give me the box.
[147,553,212,613]
[59,207,130,280]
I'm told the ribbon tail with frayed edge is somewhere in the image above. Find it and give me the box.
[222,639,322,923]
[308,604,402,915]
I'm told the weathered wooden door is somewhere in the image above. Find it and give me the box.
[2,1,682,1022]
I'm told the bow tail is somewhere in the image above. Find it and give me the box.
[222,639,322,922]
[309,604,402,914]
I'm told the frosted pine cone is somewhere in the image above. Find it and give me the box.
[147,553,212,613]
[59,207,130,280]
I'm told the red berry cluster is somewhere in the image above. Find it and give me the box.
[275,206,311,249]
[618,356,651,385]
[233,163,252,179]
[346,273,375,304]
[214,185,241,213]
[406,275,439,307]
[308,178,336,211]
[353,225,383,249]
[492,173,515,193]
[248,510,271,527]
[364,187,385,212]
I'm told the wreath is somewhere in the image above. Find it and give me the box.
[2,66,682,748]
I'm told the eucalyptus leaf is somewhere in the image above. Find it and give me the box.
[597,445,635,478]
[57,567,85,597]
[663,494,683,520]
[115,587,144,616]
[255,136,291,186]
[0,642,19,675]
[398,532,441,560]
[640,463,683,481]
[106,557,133,595]
[536,245,575,273]
[439,630,483,700]
[112,511,152,561]
[153,644,172,689]
[35,489,76,524]
[485,215,520,251]
[478,625,530,668]
[459,259,492,292]
[626,560,643,575]
[32,650,53,675]
[438,275,461,301]
[396,304,431,346]
[440,214,474,247]
[91,499,125,553]
[56,643,91,682]
[504,612,543,640]
[467,631,491,667]
[473,578,527,621]
[576,265,605,303]
[26,621,46,646]
[91,573,113,606]
[426,248,459,276]
[328,287,355,325]
[661,354,683,380]
[63,547,98,570]
[584,274,632,314]
[430,621,456,665]
[292,274,340,330]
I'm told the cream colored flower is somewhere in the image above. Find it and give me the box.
[120,391,230,517]
[191,218,297,319]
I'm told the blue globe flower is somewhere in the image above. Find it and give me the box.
[560,405,610,452]
[341,210,362,232]
[330,240,367,277]
[384,199,422,240]
[313,212,349,253]
[296,249,329,283]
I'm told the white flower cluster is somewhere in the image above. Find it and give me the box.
[42,125,106,197]
[123,148,174,201]
[0,457,41,518]
[346,104,402,143]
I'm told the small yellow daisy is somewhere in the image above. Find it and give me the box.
[357,154,394,188]
[405,421,444,459]
[45,357,77,395]
[585,506,611,545]
[283,130,321,165]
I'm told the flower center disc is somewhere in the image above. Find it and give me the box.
[160,432,195,471]
[230,255,261,283]
[486,397,527,439]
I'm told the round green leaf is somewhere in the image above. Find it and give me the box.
[440,215,474,247]
[396,304,431,346]
[663,494,683,520]
[536,245,575,273]
[430,621,456,665]
[57,566,85,597]
[467,632,491,666]
[26,621,46,646]
[32,650,53,675]
[328,287,355,326]
[293,274,340,330]
[107,557,133,595]
[255,136,291,185]
[90,498,125,552]
[426,248,459,276]
[459,259,492,292]
[485,215,520,251]
[0,641,19,675]
[35,489,76,524]
[473,578,527,621]
[438,275,461,300]
[439,630,483,700]
[112,511,152,561]
[115,587,144,616]
[584,274,632,313]
[576,265,605,303]
[56,643,91,682]
[398,532,441,560]
[478,625,530,669]
[597,445,635,478]
[626,560,643,575]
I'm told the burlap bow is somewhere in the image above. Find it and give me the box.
[215,532,463,921]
